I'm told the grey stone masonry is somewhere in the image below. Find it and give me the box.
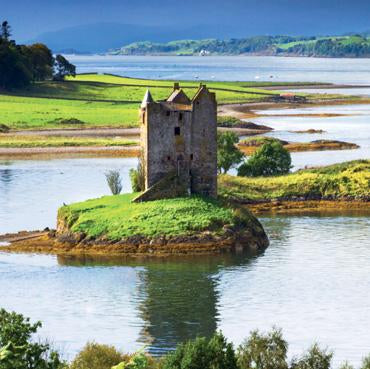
[138,83,217,200]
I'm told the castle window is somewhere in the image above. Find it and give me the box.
[174,127,181,136]
[166,111,170,117]
[190,154,193,160]
[179,113,183,121]
[167,156,171,161]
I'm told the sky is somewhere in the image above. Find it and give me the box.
[3,0,370,41]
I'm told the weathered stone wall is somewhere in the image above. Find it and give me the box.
[140,85,217,200]
[190,88,218,197]
[144,103,192,191]
[132,171,188,202]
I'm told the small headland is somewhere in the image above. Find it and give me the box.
[238,137,359,155]
[1,195,269,256]
[219,160,370,214]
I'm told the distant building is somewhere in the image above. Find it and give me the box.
[134,83,217,202]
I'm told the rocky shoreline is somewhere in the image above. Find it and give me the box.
[0,223,269,256]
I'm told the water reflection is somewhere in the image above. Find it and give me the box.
[57,252,262,355]
[1,213,370,366]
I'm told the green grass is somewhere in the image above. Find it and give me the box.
[219,160,370,201]
[0,135,137,148]
[58,194,239,240]
[0,94,139,129]
[0,74,355,130]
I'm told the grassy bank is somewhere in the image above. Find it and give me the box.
[0,74,348,131]
[0,135,137,148]
[219,160,370,202]
[58,194,248,240]
[238,136,359,154]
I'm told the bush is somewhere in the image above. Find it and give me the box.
[69,342,127,369]
[237,328,288,369]
[113,350,153,369]
[129,160,145,193]
[361,356,370,369]
[0,124,9,133]
[105,170,123,195]
[217,132,244,174]
[290,344,333,369]
[0,308,65,369]
[162,332,237,369]
[238,141,291,177]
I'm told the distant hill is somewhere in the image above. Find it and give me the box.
[29,22,239,53]
[112,35,370,58]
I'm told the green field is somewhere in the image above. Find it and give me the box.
[219,160,370,201]
[0,135,137,148]
[58,194,240,240]
[0,74,351,131]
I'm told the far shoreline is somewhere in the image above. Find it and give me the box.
[1,96,369,160]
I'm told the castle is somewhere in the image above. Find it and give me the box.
[133,83,217,202]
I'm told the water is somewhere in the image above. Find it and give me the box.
[0,214,369,366]
[248,104,370,170]
[67,55,370,84]
[0,158,137,234]
[1,56,370,365]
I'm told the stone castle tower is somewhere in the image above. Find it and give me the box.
[134,83,217,202]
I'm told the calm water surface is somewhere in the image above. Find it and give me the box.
[0,214,369,366]
[67,55,370,84]
[249,104,370,169]
[1,56,370,365]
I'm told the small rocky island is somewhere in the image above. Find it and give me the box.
[3,85,269,256]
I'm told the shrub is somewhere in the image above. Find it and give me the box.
[162,332,237,369]
[361,355,370,369]
[0,308,65,369]
[237,328,288,369]
[113,350,152,369]
[217,132,244,174]
[69,342,127,369]
[339,362,354,369]
[0,124,9,133]
[238,141,291,177]
[290,344,333,369]
[129,160,145,193]
[105,170,123,195]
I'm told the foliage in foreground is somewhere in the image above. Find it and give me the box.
[69,342,128,369]
[220,160,370,201]
[217,132,245,174]
[0,308,65,369]
[238,141,292,177]
[67,328,370,369]
[162,332,237,369]
[3,309,370,369]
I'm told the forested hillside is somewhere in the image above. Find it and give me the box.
[112,35,370,57]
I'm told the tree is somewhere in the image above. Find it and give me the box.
[0,308,65,369]
[238,140,291,177]
[290,344,333,369]
[28,43,54,81]
[0,21,11,41]
[237,328,288,369]
[162,332,238,369]
[69,342,126,369]
[54,54,76,80]
[217,132,244,174]
[0,21,56,89]
[0,41,32,89]
[105,170,123,195]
